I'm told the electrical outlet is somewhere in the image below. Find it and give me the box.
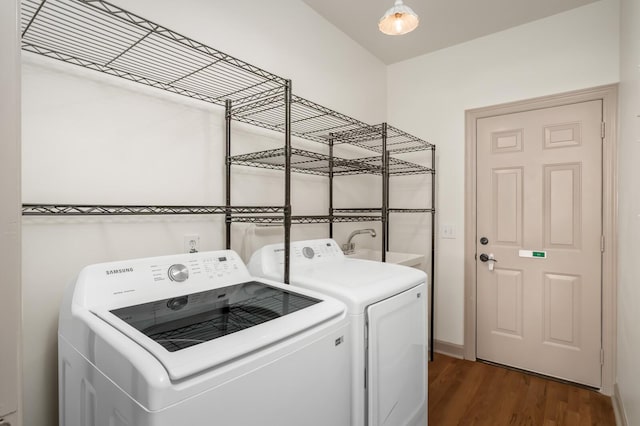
[441,224,456,239]
[184,234,200,253]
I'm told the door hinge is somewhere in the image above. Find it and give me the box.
[601,122,606,139]
[601,235,605,253]
[600,348,605,365]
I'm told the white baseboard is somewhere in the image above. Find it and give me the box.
[613,383,628,426]
[434,339,464,359]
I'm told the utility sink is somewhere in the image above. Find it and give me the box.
[345,249,425,267]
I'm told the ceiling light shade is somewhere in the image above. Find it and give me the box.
[378,0,419,36]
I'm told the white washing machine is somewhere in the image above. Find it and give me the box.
[58,249,351,426]
[249,238,428,426]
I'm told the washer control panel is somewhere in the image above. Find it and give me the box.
[151,254,242,284]
[86,250,252,307]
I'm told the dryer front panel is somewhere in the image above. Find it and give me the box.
[366,284,427,426]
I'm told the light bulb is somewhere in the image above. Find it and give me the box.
[394,15,404,33]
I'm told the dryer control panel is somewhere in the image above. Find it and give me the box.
[290,239,344,263]
[248,239,345,281]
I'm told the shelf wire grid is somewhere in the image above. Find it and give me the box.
[356,156,434,176]
[230,147,383,176]
[231,95,371,144]
[231,215,382,225]
[333,124,434,154]
[331,208,382,214]
[21,204,285,216]
[388,208,435,213]
[230,147,430,176]
[21,0,287,105]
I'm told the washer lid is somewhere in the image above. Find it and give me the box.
[93,279,344,380]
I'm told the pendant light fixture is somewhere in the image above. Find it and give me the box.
[378,0,419,36]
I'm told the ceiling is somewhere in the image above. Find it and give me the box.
[301,0,600,64]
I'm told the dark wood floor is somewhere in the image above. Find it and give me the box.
[428,354,616,426]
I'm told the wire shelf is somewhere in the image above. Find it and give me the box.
[331,208,382,214]
[333,124,434,154]
[231,95,370,144]
[21,204,285,216]
[356,156,434,176]
[388,208,435,213]
[231,215,382,224]
[21,0,287,106]
[230,147,382,176]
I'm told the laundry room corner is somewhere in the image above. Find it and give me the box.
[19,1,388,423]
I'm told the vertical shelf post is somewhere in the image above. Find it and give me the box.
[225,99,232,249]
[430,146,436,361]
[329,135,334,238]
[381,123,388,262]
[284,81,292,284]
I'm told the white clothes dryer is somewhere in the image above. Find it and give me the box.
[58,249,351,426]
[249,238,428,426]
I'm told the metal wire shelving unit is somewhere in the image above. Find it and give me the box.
[20,0,437,322]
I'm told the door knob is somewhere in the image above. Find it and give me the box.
[479,253,498,271]
[479,253,498,262]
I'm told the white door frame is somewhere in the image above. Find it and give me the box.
[464,85,618,395]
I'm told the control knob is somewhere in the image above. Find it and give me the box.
[168,264,189,282]
[302,247,315,259]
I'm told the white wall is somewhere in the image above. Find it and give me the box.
[1,0,21,424]
[21,1,387,424]
[387,0,620,345]
[616,0,640,422]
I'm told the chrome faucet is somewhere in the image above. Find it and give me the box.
[342,228,376,254]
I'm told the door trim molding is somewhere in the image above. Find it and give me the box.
[464,84,618,394]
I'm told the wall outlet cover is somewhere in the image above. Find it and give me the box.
[184,234,200,253]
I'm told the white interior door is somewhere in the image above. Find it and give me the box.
[476,100,603,387]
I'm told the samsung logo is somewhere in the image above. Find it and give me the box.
[106,267,134,276]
